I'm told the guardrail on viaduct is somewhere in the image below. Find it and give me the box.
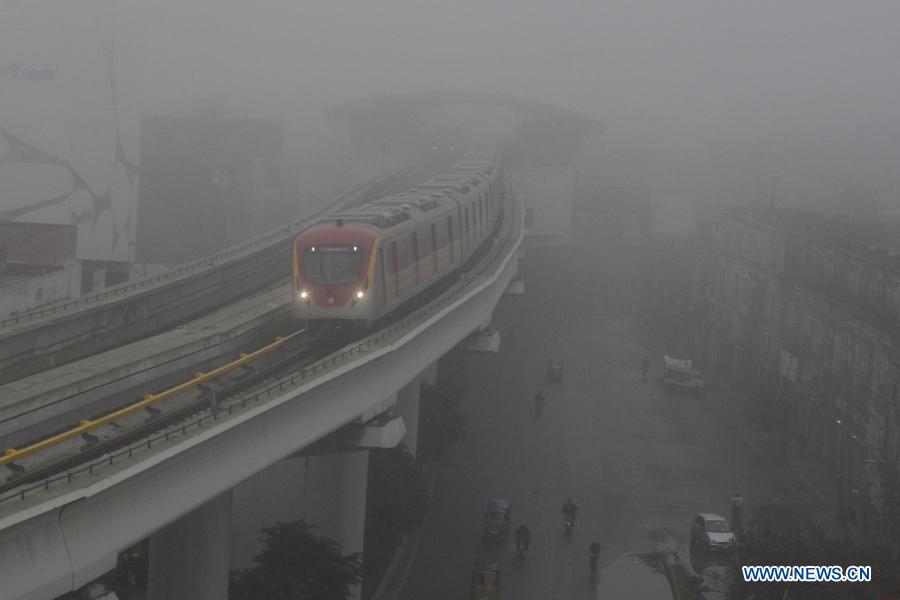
[0,167,411,385]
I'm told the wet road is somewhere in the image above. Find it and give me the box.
[399,247,804,599]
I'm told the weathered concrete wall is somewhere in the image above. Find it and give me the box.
[0,260,80,320]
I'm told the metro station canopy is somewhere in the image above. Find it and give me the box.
[326,91,607,166]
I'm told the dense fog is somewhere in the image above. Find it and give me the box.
[140,0,900,211]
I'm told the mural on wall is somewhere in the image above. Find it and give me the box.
[0,1,142,262]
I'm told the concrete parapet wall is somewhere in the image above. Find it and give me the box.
[0,261,81,320]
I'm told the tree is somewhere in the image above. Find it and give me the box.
[731,492,900,600]
[229,520,362,600]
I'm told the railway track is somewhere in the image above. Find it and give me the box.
[0,331,352,497]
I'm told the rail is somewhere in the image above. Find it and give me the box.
[0,191,522,507]
[0,166,409,329]
[0,329,306,467]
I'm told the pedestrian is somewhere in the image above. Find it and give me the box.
[731,492,744,528]
[798,431,807,457]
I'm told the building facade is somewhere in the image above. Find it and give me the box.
[0,1,143,264]
[689,207,900,518]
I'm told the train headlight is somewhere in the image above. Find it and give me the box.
[356,290,365,299]
[299,290,308,299]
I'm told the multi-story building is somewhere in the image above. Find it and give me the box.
[690,207,900,517]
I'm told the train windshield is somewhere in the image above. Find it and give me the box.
[302,244,364,285]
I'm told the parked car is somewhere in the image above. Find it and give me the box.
[663,355,704,391]
[690,513,735,551]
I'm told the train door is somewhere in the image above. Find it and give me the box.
[479,195,485,237]
[411,232,420,286]
[447,215,456,264]
[464,205,470,253]
[379,246,387,306]
[390,241,400,299]
[430,223,438,276]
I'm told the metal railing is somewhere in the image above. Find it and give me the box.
[0,192,522,507]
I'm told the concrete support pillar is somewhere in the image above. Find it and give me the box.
[231,450,370,599]
[395,379,421,457]
[148,490,232,600]
[420,361,438,387]
[296,451,369,600]
[328,450,369,560]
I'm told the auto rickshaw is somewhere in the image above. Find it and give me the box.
[482,498,511,541]
[547,358,564,382]
[471,560,500,600]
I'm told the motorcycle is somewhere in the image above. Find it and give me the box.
[534,396,544,417]
[515,537,529,556]
[563,513,575,532]
[589,553,600,578]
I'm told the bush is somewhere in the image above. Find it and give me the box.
[229,520,362,600]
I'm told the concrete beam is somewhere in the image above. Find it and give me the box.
[295,415,407,456]
[395,381,421,456]
[464,327,501,353]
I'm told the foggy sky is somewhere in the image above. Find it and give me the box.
[141,0,900,209]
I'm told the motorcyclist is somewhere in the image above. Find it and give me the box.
[642,356,650,381]
[561,498,578,526]
[534,391,545,415]
[515,524,531,550]
[588,541,601,575]
[731,492,744,525]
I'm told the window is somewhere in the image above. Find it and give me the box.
[302,244,363,284]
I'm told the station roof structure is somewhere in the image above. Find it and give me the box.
[326,91,606,134]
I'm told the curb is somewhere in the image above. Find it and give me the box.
[663,553,682,600]
[369,462,440,600]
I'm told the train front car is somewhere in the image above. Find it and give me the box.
[292,219,380,331]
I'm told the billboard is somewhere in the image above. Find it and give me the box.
[0,221,76,267]
[0,0,143,262]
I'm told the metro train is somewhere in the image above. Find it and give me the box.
[291,150,502,330]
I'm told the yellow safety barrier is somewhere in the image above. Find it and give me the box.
[0,329,305,468]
